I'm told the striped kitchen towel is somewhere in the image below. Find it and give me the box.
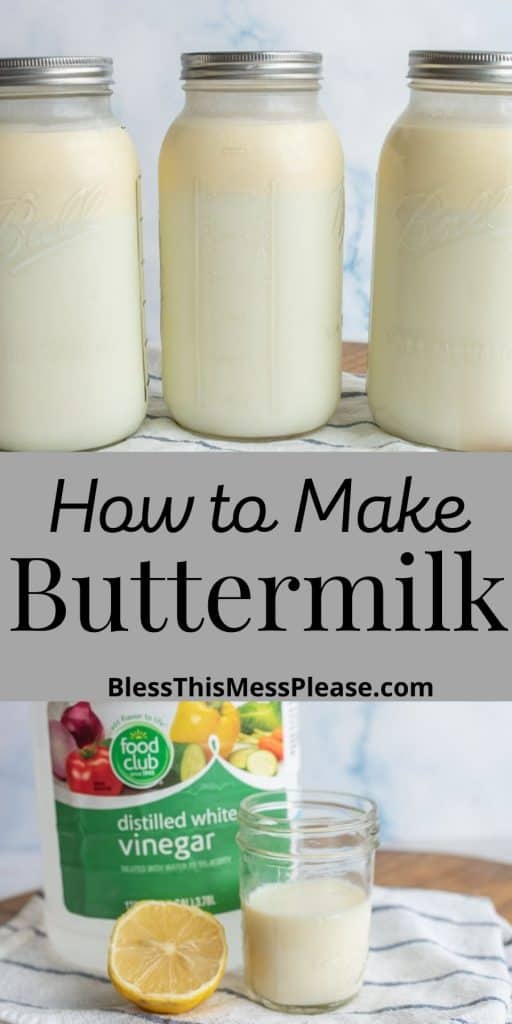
[103,349,432,453]
[0,886,510,1024]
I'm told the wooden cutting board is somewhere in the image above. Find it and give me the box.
[376,850,512,922]
[343,340,368,375]
[1,851,511,926]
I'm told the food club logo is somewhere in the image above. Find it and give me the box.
[110,722,172,789]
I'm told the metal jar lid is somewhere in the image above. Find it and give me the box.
[181,51,322,81]
[0,56,113,91]
[409,50,512,86]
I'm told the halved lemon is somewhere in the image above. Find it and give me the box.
[108,900,227,1014]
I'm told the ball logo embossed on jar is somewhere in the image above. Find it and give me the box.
[0,185,106,274]
[396,186,512,253]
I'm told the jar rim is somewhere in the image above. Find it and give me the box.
[181,51,322,82]
[238,788,378,838]
[0,56,114,94]
[408,50,512,88]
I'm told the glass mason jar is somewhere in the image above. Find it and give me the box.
[0,57,147,450]
[237,790,378,1014]
[159,51,344,439]
[368,50,512,450]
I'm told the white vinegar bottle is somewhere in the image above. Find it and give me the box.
[33,700,299,973]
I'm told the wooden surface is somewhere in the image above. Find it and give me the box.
[343,340,368,375]
[1,851,511,927]
[376,851,512,922]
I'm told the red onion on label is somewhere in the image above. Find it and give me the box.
[49,719,76,779]
[61,702,104,748]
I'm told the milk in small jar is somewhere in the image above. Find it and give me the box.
[0,57,147,450]
[368,50,512,450]
[238,790,378,1013]
[159,51,344,439]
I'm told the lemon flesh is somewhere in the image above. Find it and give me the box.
[108,900,227,1014]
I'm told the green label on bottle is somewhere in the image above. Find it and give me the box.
[56,759,255,917]
[49,700,298,920]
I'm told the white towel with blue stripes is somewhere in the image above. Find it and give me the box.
[102,349,432,453]
[0,886,510,1024]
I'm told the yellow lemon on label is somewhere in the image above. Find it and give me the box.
[108,900,227,1014]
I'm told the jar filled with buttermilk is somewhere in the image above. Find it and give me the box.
[0,57,147,450]
[238,790,378,1013]
[368,50,512,450]
[159,51,344,439]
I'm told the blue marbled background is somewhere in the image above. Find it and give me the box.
[1,1,512,895]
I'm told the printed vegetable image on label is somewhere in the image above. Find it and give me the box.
[47,700,299,920]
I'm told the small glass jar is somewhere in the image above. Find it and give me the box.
[368,50,512,450]
[0,57,147,450]
[159,51,344,439]
[237,789,378,1014]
